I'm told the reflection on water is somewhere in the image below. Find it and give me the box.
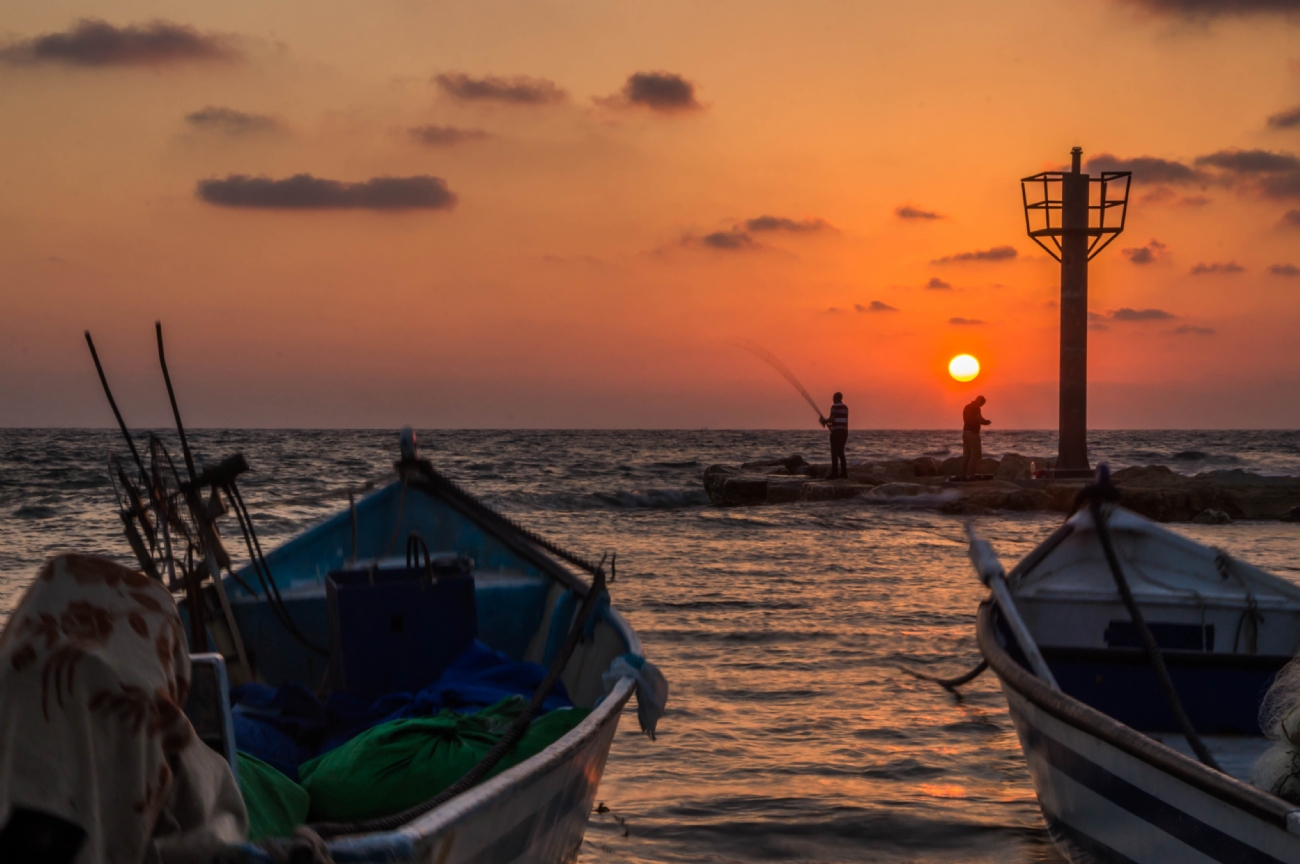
[4,429,1300,862]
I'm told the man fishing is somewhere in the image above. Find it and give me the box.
[962,395,991,480]
[820,392,849,480]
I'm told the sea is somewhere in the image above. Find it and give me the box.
[5,428,1300,863]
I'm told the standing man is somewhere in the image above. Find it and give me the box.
[962,395,991,480]
[821,392,849,480]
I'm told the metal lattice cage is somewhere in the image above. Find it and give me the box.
[1021,169,1131,262]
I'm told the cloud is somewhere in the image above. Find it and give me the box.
[1172,324,1216,335]
[1196,149,1300,174]
[1109,308,1174,321]
[743,215,830,233]
[925,277,952,290]
[408,125,489,146]
[1190,261,1245,275]
[931,245,1017,264]
[1270,263,1300,276]
[1268,105,1300,130]
[1085,153,1203,185]
[185,106,279,135]
[434,73,566,105]
[1281,209,1300,227]
[949,317,984,325]
[1113,0,1300,16]
[896,205,944,220]
[1121,238,1167,265]
[700,230,752,250]
[604,72,702,112]
[1,18,237,66]
[857,301,897,312]
[1141,187,1211,207]
[196,174,457,210]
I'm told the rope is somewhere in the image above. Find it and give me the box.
[311,554,609,838]
[1079,465,1221,772]
[901,660,988,691]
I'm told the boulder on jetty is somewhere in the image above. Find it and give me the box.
[702,455,1300,522]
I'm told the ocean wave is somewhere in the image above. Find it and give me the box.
[514,487,710,511]
[12,504,60,519]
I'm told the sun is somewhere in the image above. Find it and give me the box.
[949,354,980,382]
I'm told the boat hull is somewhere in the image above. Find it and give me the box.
[979,603,1300,864]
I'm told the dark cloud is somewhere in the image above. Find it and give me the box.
[1190,261,1245,275]
[931,245,1017,264]
[617,72,701,112]
[1114,0,1300,16]
[925,277,952,290]
[949,317,984,325]
[743,215,829,232]
[1172,324,1216,335]
[1121,238,1166,265]
[1268,105,1300,130]
[196,174,457,210]
[857,301,898,313]
[1110,308,1174,321]
[408,125,489,146]
[1270,263,1300,276]
[1085,153,1203,185]
[1196,149,1300,174]
[434,73,566,105]
[185,106,279,135]
[823,307,845,314]
[700,230,752,250]
[896,205,944,220]
[1281,209,1300,227]
[1,19,236,66]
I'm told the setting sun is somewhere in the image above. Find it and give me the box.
[949,355,980,382]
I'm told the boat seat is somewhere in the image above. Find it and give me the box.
[184,653,240,784]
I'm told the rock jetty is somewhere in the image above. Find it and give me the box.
[702,454,1300,523]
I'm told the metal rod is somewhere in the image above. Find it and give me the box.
[84,331,146,481]
[155,322,198,484]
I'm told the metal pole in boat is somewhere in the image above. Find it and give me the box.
[967,524,1059,690]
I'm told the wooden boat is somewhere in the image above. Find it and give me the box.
[204,449,659,863]
[975,501,1300,862]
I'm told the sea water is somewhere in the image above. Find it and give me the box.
[4,428,1300,863]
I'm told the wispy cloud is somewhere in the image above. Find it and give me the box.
[598,71,701,112]
[434,73,566,105]
[1172,324,1216,335]
[1109,307,1174,321]
[949,317,984,325]
[408,125,489,146]
[699,229,752,250]
[185,106,279,135]
[1,18,237,66]
[1270,263,1300,276]
[1190,261,1245,275]
[1121,238,1167,265]
[896,205,943,220]
[1113,0,1300,18]
[196,174,457,210]
[1195,148,1300,199]
[931,245,1016,264]
[1281,209,1300,227]
[1268,104,1300,130]
[743,215,830,233]
[1085,153,1203,185]
[1141,187,1210,207]
[925,277,951,290]
[857,300,898,312]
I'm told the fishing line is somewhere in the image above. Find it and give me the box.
[734,340,825,422]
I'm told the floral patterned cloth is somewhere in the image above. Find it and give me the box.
[0,554,246,863]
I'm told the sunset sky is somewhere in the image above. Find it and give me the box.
[4,1,1300,429]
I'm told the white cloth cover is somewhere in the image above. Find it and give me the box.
[601,654,669,740]
[0,554,247,863]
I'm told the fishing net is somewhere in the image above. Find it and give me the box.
[1252,656,1300,802]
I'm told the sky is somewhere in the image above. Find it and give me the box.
[3,0,1300,429]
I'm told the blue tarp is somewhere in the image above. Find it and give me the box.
[231,640,573,773]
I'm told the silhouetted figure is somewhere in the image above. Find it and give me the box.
[821,392,849,479]
[962,396,991,479]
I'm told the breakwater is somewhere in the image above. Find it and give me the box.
[704,453,1300,522]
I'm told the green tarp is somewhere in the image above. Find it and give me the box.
[237,751,310,841]
[300,696,591,822]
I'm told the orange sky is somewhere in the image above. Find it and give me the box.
[3,1,1300,428]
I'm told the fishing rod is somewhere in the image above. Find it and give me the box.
[735,340,826,423]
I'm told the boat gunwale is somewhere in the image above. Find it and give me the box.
[976,600,1296,830]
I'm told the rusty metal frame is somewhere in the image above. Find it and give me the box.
[1020,171,1131,262]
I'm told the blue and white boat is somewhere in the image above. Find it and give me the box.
[974,502,1300,863]
[176,440,664,863]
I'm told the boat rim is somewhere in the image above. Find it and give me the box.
[975,600,1297,831]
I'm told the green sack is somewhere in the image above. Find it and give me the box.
[237,751,311,841]
[300,696,590,822]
